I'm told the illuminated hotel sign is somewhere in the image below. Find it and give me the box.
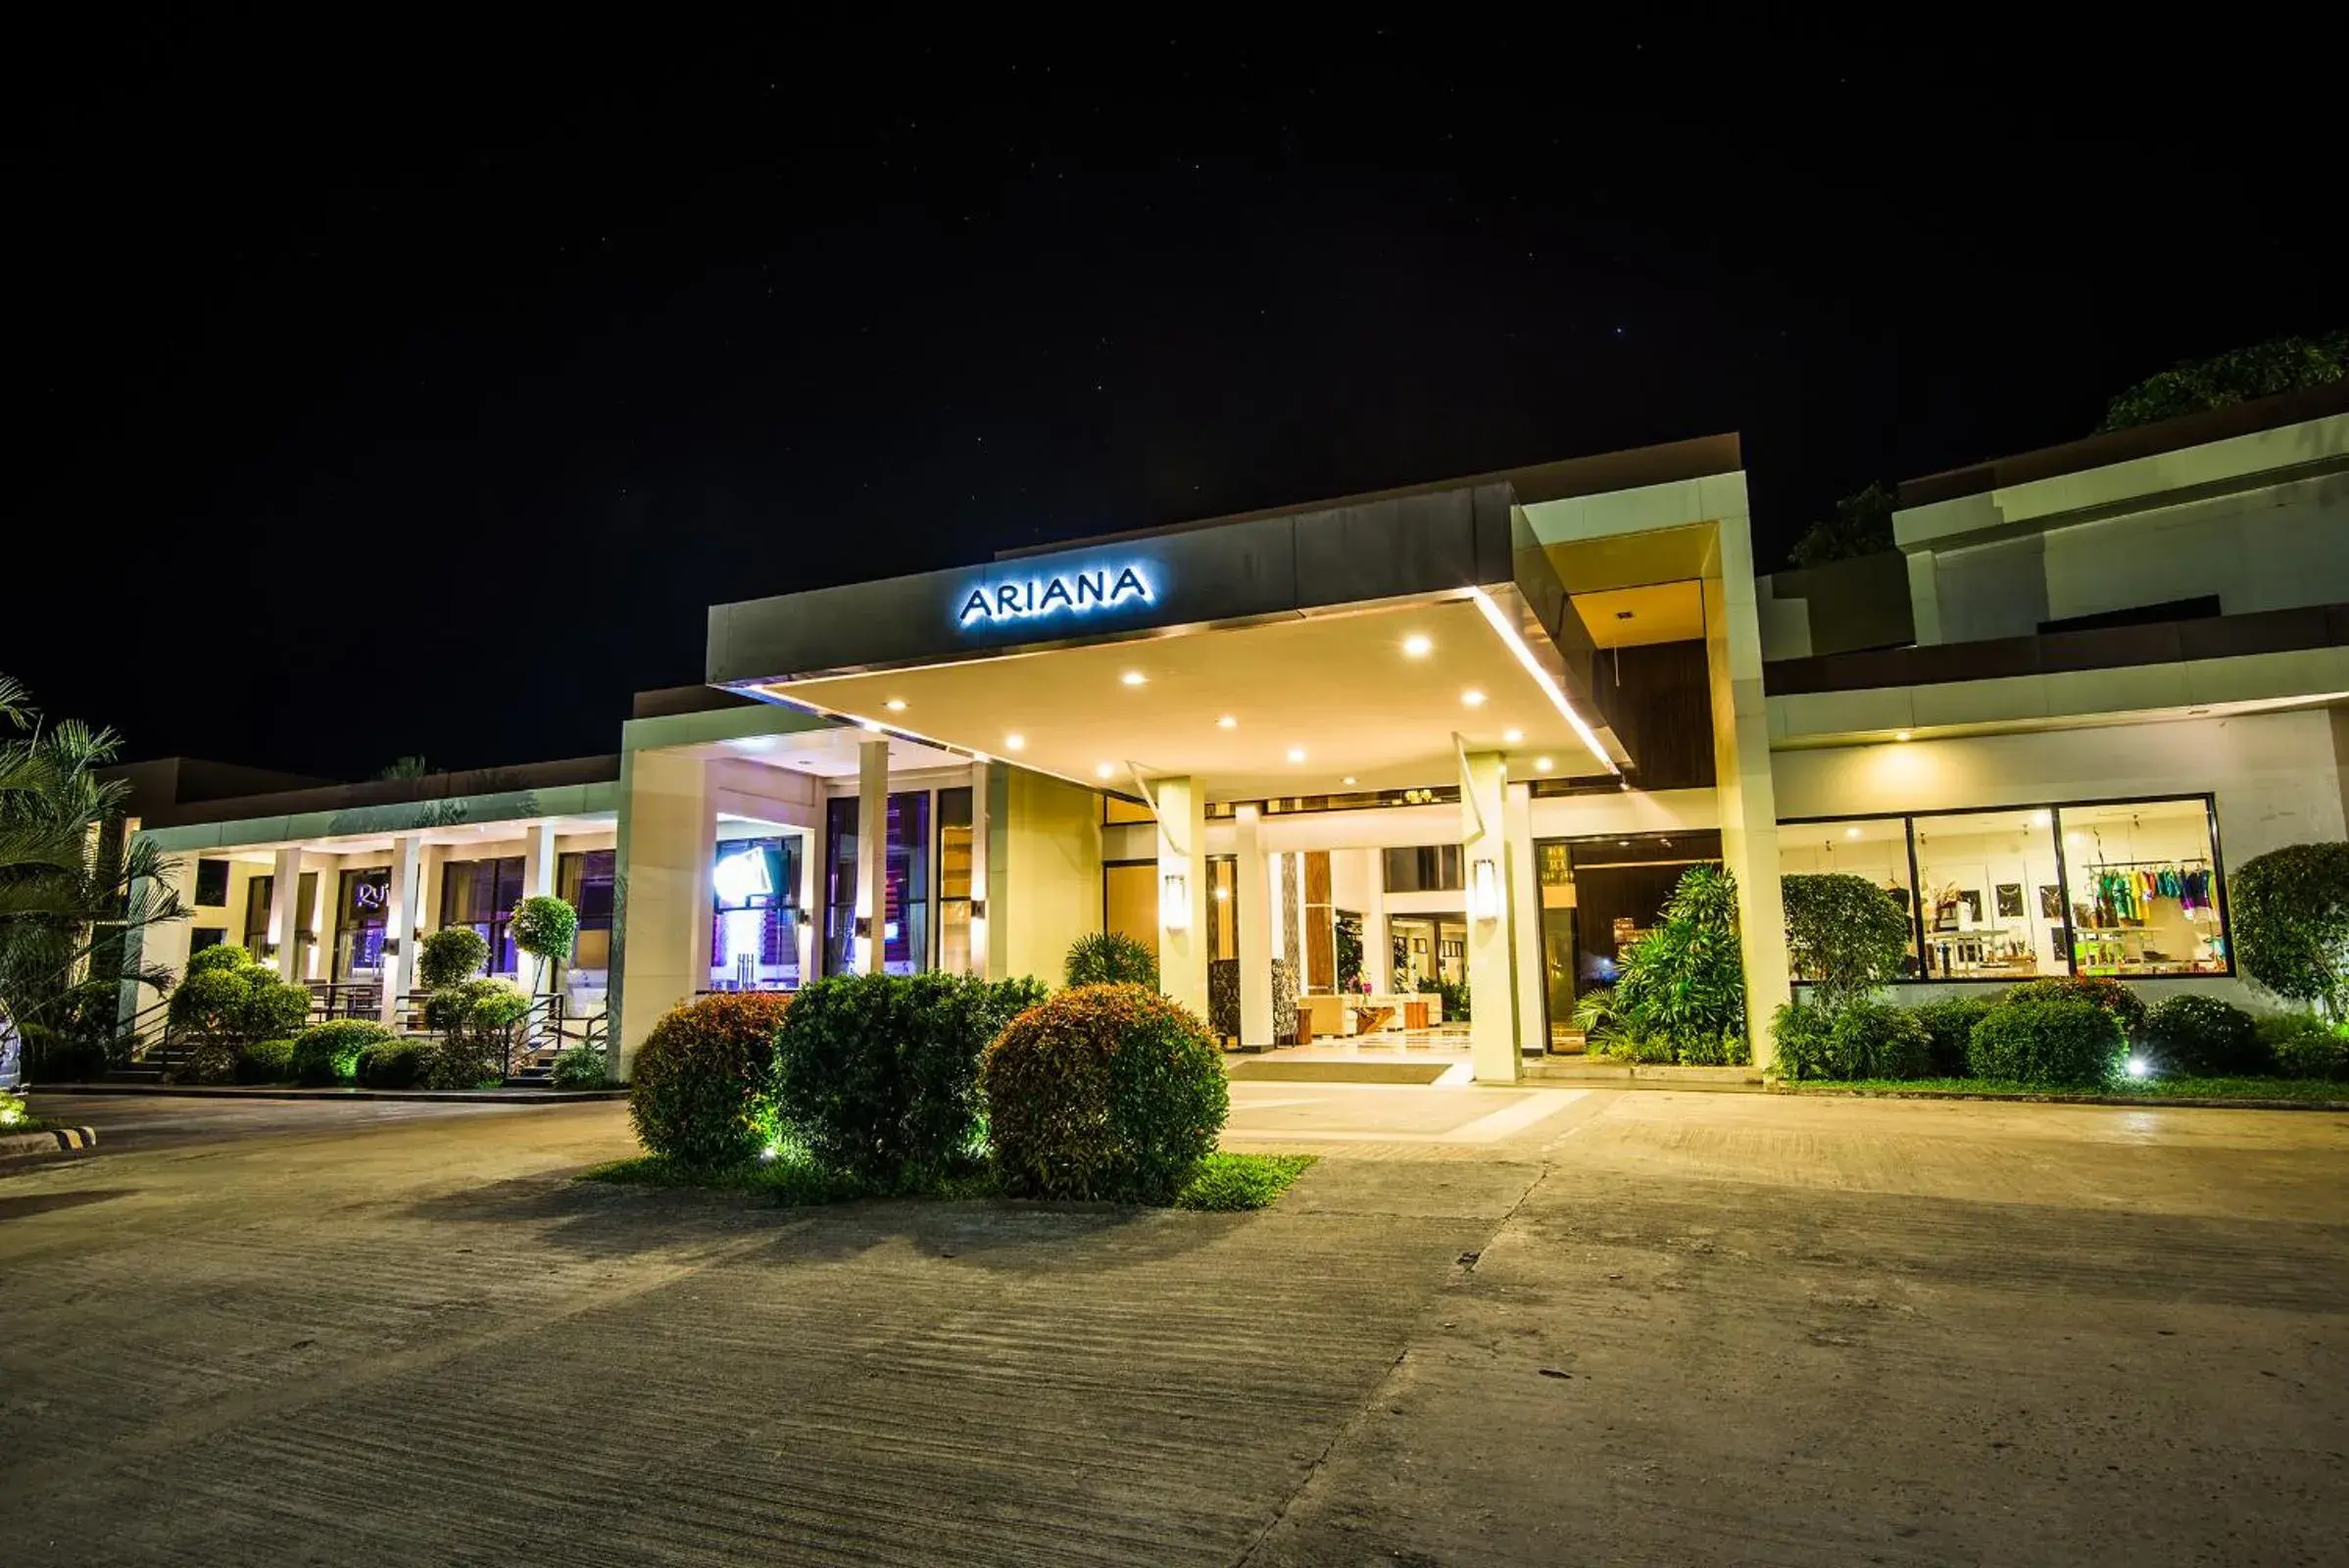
[955,564,1153,627]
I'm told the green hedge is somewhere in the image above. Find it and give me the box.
[2142,995,2262,1076]
[2255,1013,2349,1080]
[549,1042,610,1090]
[1770,1000,1931,1082]
[1910,998,1994,1078]
[2001,975,2148,1039]
[981,983,1227,1202]
[293,1019,393,1086]
[235,1038,298,1084]
[772,972,1048,1185]
[628,992,795,1166]
[356,1039,426,1088]
[1967,996,2123,1087]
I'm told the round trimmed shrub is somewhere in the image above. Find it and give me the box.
[1781,872,1911,1007]
[981,983,1228,1203]
[421,980,532,1088]
[773,972,1050,1185]
[2256,1013,2349,1080]
[628,992,794,1166]
[184,944,253,978]
[417,927,490,989]
[1911,997,1995,1078]
[2002,975,2148,1040]
[240,978,313,1043]
[293,1019,392,1086]
[2141,995,2262,1076]
[1064,931,1158,990]
[2230,842,2349,1014]
[511,896,579,970]
[356,1039,426,1089]
[235,1038,298,1084]
[1967,997,2124,1087]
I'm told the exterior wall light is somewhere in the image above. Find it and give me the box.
[969,898,988,922]
[1161,873,1191,931]
[1469,858,1501,923]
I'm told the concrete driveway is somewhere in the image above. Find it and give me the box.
[4,1089,2345,1565]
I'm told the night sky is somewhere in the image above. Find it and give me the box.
[15,23,2332,782]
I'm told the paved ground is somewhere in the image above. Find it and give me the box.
[5,1087,2346,1565]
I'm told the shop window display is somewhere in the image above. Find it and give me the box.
[1776,816,1919,980]
[1912,809,2060,980]
[2055,798,2227,976]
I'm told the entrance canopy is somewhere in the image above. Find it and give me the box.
[709,475,1647,800]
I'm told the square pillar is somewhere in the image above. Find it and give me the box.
[121,851,194,1042]
[380,834,423,1026]
[1505,781,1545,1055]
[269,847,304,982]
[610,747,716,1079]
[965,760,992,979]
[856,737,889,974]
[795,821,820,986]
[1706,534,1792,1068]
[521,820,559,900]
[1360,848,1391,995]
[1234,805,1275,1050]
[1459,749,1519,1083]
[1152,775,1209,1020]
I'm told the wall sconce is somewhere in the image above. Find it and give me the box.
[1469,858,1501,923]
[794,907,813,927]
[969,898,988,921]
[1161,873,1191,931]
[854,915,872,940]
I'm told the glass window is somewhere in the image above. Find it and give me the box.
[1103,794,1154,825]
[1206,856,1238,962]
[937,788,974,975]
[1911,810,2060,981]
[1383,845,1463,894]
[243,873,274,955]
[2056,798,2227,976]
[710,838,801,990]
[439,856,524,975]
[1104,861,1159,958]
[1777,816,1920,981]
[823,792,934,976]
[559,849,618,974]
[194,858,231,907]
[334,867,392,980]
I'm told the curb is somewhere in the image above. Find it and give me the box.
[27,1083,628,1104]
[0,1125,99,1159]
[1773,1084,2349,1112]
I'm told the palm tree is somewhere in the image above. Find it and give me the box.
[0,676,188,1078]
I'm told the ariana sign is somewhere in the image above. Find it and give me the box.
[955,563,1154,627]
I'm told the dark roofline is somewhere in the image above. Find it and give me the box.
[631,684,762,720]
[1899,380,2349,511]
[996,432,1742,562]
[135,754,622,831]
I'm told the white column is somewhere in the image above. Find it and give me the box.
[1152,775,1209,1019]
[610,748,716,1078]
[1360,848,1390,995]
[965,760,992,978]
[1459,749,1519,1083]
[1235,805,1275,1050]
[122,851,194,1042]
[1707,525,1793,1069]
[380,834,423,1026]
[521,819,559,899]
[269,847,304,982]
[856,737,889,974]
[795,822,819,985]
[1505,781,1545,1056]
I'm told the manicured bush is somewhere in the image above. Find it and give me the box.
[982,983,1229,1203]
[511,895,579,982]
[1781,872,1911,1008]
[2229,842,2349,1016]
[356,1039,427,1089]
[2001,975,2148,1040]
[1911,997,1995,1078]
[2141,995,2263,1076]
[422,978,533,1086]
[184,943,253,978]
[1967,997,2124,1087]
[234,1037,298,1084]
[549,1041,611,1090]
[628,992,795,1166]
[292,1019,392,1086]
[1770,1000,1932,1081]
[167,945,310,1047]
[773,972,1049,1185]
[2256,1013,2349,1080]
[1064,930,1157,990]
[417,926,490,989]
[1610,864,1746,1064]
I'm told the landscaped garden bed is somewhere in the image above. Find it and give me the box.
[592,942,1316,1214]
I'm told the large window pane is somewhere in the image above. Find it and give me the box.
[937,788,974,975]
[1104,861,1158,959]
[1777,816,1919,981]
[1911,810,2060,981]
[710,836,802,990]
[2057,798,2228,975]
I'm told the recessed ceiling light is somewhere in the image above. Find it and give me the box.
[1286,747,1307,763]
[1341,776,1357,786]
[1893,730,1912,742]
[1402,634,1433,658]
[883,698,907,711]
[1216,714,1237,729]
[1845,826,1861,839]
[1120,671,1148,687]
[1502,727,1524,745]
[1095,762,1115,779]
[859,720,883,732]
[1004,733,1026,752]
[1461,689,1487,708]
[1536,756,1553,771]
